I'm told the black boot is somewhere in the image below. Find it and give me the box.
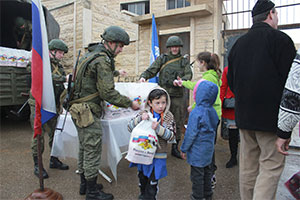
[226,129,239,168]
[226,156,237,168]
[80,173,103,195]
[171,140,182,159]
[33,156,49,179]
[86,177,113,200]
[49,156,69,170]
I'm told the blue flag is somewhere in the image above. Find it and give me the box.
[149,14,160,83]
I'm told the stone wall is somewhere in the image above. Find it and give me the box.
[90,1,138,75]
[42,0,76,71]
[42,0,138,75]
[151,0,167,13]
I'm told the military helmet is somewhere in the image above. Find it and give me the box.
[166,36,183,48]
[15,17,25,28]
[48,39,68,53]
[101,26,130,45]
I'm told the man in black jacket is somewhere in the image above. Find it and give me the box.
[227,0,296,199]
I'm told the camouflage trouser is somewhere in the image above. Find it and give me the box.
[170,96,184,140]
[30,102,58,157]
[75,114,102,180]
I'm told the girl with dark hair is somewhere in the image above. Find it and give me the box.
[197,51,222,79]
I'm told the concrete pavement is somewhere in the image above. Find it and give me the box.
[1,117,298,200]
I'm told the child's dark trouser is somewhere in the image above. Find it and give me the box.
[138,171,158,200]
[190,165,213,200]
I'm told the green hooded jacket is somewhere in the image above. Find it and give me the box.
[182,69,222,119]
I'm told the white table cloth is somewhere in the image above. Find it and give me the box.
[51,113,132,181]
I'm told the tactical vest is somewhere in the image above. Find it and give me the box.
[71,52,108,117]
[158,54,188,97]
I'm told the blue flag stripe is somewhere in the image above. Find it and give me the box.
[32,3,43,60]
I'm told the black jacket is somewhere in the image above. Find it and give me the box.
[228,22,296,132]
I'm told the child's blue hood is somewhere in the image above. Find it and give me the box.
[195,80,218,107]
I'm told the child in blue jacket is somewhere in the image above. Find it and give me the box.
[181,80,219,200]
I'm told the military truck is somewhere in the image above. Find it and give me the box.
[0,0,60,120]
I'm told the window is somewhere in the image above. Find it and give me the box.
[120,1,150,15]
[167,0,190,10]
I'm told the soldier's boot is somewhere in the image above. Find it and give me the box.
[33,156,49,179]
[138,171,148,200]
[49,156,69,170]
[80,173,103,195]
[171,140,182,159]
[86,177,113,200]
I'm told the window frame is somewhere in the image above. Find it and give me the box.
[166,0,190,10]
[120,0,149,15]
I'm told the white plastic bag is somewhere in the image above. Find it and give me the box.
[125,116,158,165]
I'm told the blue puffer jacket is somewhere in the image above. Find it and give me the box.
[180,80,219,167]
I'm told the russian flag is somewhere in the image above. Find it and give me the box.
[149,14,160,83]
[32,0,56,137]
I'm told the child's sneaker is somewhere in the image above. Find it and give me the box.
[211,174,216,189]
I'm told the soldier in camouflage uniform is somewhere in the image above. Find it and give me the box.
[13,17,32,51]
[139,35,193,159]
[29,39,69,179]
[70,26,140,200]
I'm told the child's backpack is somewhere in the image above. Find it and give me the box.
[126,115,158,165]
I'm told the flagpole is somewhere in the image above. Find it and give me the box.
[37,135,44,190]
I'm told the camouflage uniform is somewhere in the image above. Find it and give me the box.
[72,43,132,178]
[14,17,32,51]
[74,44,125,176]
[29,39,69,179]
[71,26,134,200]
[30,57,66,156]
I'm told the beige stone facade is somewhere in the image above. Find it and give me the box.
[42,0,138,75]
[42,0,224,80]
